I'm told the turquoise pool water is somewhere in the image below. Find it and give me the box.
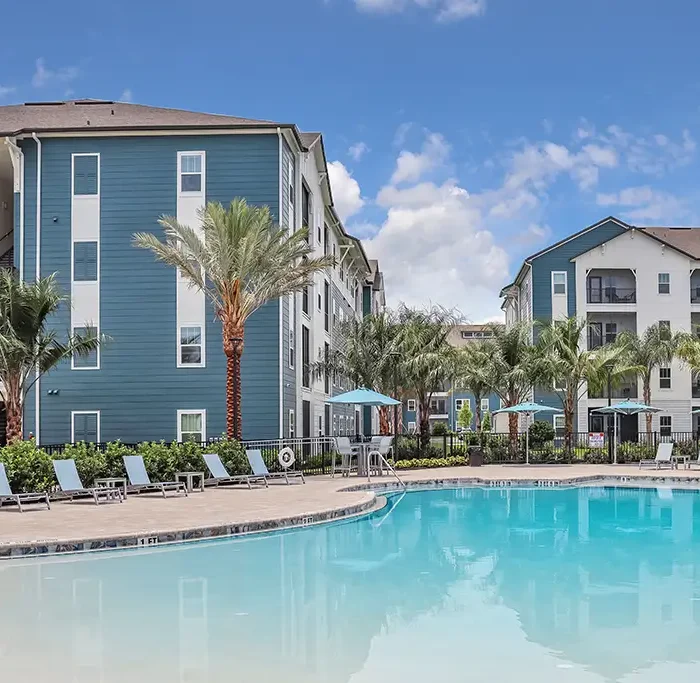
[2,485,700,682]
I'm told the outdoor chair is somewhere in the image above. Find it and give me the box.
[0,462,50,512]
[202,453,260,489]
[367,436,394,475]
[334,437,359,476]
[53,459,123,504]
[123,456,187,497]
[638,442,673,470]
[245,449,305,485]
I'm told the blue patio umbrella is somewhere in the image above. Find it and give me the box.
[592,401,660,463]
[493,402,562,465]
[327,388,400,407]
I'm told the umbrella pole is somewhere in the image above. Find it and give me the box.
[526,413,530,465]
[614,413,617,464]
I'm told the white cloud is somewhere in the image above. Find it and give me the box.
[354,0,485,21]
[391,132,450,184]
[348,141,369,161]
[32,58,79,88]
[120,88,133,102]
[596,185,688,223]
[328,161,365,221]
[0,86,15,99]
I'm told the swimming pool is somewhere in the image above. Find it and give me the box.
[2,485,700,682]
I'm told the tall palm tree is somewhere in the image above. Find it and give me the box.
[0,269,101,443]
[616,323,690,433]
[396,305,457,452]
[311,311,401,434]
[134,199,333,440]
[535,317,629,447]
[480,322,539,447]
[454,343,491,431]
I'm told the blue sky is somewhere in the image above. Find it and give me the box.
[3,0,700,320]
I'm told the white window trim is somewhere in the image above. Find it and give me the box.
[480,398,490,412]
[407,399,416,412]
[553,414,565,430]
[287,158,295,232]
[177,151,206,196]
[455,399,464,412]
[71,410,101,443]
[658,272,671,294]
[71,325,100,371]
[177,409,206,442]
[72,239,99,284]
[177,324,205,368]
[551,271,567,297]
[71,152,101,199]
[659,415,672,434]
[289,409,295,438]
[659,366,672,390]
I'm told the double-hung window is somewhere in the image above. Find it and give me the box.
[288,294,295,369]
[480,398,490,413]
[660,415,672,437]
[302,325,310,389]
[455,399,464,412]
[179,326,204,366]
[659,320,671,340]
[658,273,670,294]
[178,410,205,442]
[552,271,567,296]
[179,153,203,192]
[301,182,311,242]
[289,409,295,438]
[659,367,671,389]
[407,399,416,412]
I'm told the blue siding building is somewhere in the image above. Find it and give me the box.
[0,99,384,445]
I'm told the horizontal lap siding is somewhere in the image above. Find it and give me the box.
[28,134,280,444]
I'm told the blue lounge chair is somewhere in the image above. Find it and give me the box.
[0,462,50,512]
[245,449,305,485]
[53,459,122,504]
[123,456,187,497]
[202,453,259,489]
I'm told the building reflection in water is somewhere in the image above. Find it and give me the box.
[1,485,700,681]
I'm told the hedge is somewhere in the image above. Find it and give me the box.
[0,439,248,494]
[395,456,467,470]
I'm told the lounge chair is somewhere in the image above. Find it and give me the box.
[638,442,674,469]
[53,459,122,504]
[123,456,187,497]
[0,462,51,512]
[202,453,260,489]
[245,449,305,485]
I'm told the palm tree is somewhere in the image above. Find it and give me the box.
[535,317,629,448]
[311,311,400,434]
[617,323,690,433]
[0,269,101,443]
[480,322,539,447]
[454,343,491,431]
[396,305,457,453]
[134,199,333,440]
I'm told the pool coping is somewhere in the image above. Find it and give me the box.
[0,491,381,560]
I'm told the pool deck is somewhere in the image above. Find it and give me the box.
[2,463,700,558]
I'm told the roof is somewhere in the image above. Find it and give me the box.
[299,132,321,148]
[640,227,700,259]
[0,99,305,141]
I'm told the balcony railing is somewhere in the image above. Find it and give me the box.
[587,287,636,304]
[588,382,638,399]
[587,333,617,350]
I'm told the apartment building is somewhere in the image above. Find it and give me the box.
[0,99,384,444]
[501,216,700,439]
[402,324,505,433]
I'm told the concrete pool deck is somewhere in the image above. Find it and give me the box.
[2,463,700,558]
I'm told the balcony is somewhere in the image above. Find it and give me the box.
[589,379,638,400]
[586,287,636,304]
[586,270,636,307]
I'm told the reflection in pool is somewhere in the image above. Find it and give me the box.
[2,486,700,682]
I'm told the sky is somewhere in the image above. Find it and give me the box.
[3,0,700,322]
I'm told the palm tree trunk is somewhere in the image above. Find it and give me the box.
[5,388,22,444]
[565,390,575,454]
[475,397,482,431]
[378,406,390,435]
[418,398,431,454]
[508,413,518,456]
[643,380,652,434]
[224,327,245,441]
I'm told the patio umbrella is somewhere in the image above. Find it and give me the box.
[592,401,660,464]
[327,388,400,406]
[493,402,563,465]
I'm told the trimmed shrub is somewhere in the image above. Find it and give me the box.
[206,439,249,475]
[54,442,108,485]
[0,439,54,493]
[431,422,449,436]
[395,456,467,470]
[528,420,555,448]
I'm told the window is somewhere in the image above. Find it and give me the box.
[179,153,203,193]
[659,320,671,340]
[407,421,417,433]
[288,294,295,369]
[324,342,331,394]
[552,271,567,296]
[72,326,98,369]
[553,415,565,438]
[324,225,329,256]
[302,285,310,316]
[604,322,617,344]
[318,415,323,437]
[659,366,671,389]
[324,281,330,333]
[179,326,203,366]
[73,241,98,281]
[289,409,295,438]
[287,159,295,231]
[481,398,490,413]
[72,411,99,443]
[455,399,464,412]
[302,325,310,388]
[407,399,416,412]
[660,415,672,437]
[317,291,322,311]
[333,301,337,327]
[178,410,205,442]
[301,182,311,240]
[317,225,322,244]
[658,273,670,294]
[73,154,98,196]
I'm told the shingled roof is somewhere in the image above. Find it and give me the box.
[0,99,292,138]
[641,227,700,259]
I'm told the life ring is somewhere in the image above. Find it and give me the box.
[278,447,296,469]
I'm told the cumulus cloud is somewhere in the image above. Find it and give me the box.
[596,185,688,223]
[32,58,79,88]
[354,0,485,21]
[391,132,450,184]
[348,141,370,161]
[328,161,365,221]
[119,88,133,102]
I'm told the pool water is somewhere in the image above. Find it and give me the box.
[2,486,700,682]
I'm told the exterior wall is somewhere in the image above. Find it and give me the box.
[281,140,296,438]
[20,134,281,443]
